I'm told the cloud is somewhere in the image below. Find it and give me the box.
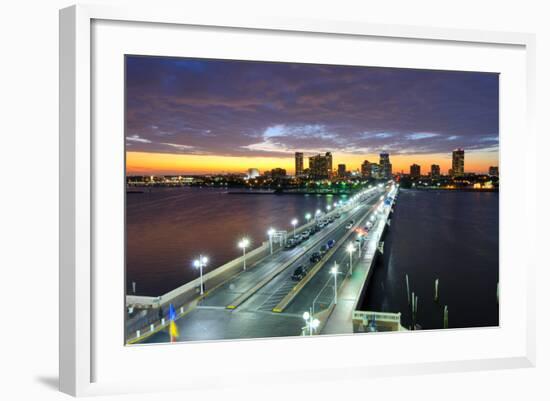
[479,136,499,142]
[161,143,195,150]
[125,56,499,158]
[126,135,152,143]
[405,133,441,140]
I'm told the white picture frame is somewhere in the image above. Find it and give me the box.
[59,4,536,397]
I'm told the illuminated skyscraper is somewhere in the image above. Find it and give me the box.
[308,153,332,180]
[379,152,392,179]
[325,152,333,178]
[410,164,421,178]
[361,160,371,178]
[430,164,440,178]
[295,152,304,177]
[370,163,381,179]
[452,148,465,177]
[337,164,346,178]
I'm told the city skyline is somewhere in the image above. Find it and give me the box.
[126,56,499,175]
[127,148,497,177]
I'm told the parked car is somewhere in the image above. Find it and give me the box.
[365,221,373,229]
[327,239,335,248]
[345,223,353,229]
[285,239,295,249]
[291,265,307,281]
[319,244,329,254]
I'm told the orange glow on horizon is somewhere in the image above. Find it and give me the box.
[126,151,498,176]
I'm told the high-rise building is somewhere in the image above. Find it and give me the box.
[247,168,260,179]
[325,152,333,178]
[430,164,440,178]
[448,168,453,177]
[488,166,499,176]
[361,160,371,178]
[379,152,392,179]
[308,152,333,179]
[337,164,346,178]
[452,148,465,177]
[295,152,304,177]
[410,164,421,178]
[370,163,381,179]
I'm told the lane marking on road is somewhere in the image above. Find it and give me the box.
[224,198,370,310]
[272,194,385,313]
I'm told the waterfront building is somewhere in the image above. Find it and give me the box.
[452,148,465,177]
[489,166,499,176]
[448,168,453,177]
[430,164,440,178]
[361,160,371,178]
[379,152,392,179]
[326,152,333,178]
[370,163,381,179]
[337,163,347,178]
[295,152,304,177]
[247,168,260,179]
[270,168,287,179]
[308,152,333,179]
[410,164,421,178]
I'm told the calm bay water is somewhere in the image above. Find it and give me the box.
[363,189,499,329]
[126,187,345,296]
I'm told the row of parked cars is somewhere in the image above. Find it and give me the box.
[291,239,336,281]
[285,213,342,250]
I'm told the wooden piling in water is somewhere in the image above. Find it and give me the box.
[406,274,410,305]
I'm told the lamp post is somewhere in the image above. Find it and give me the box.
[331,263,338,305]
[238,238,250,271]
[302,310,320,336]
[347,243,356,275]
[305,213,312,225]
[326,205,331,213]
[267,228,275,255]
[291,218,298,237]
[193,255,208,295]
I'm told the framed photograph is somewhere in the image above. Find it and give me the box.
[60,4,536,396]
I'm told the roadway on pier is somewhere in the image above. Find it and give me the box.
[141,185,389,343]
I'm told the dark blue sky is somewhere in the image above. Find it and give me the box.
[125,55,498,162]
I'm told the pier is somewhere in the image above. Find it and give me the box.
[126,182,401,343]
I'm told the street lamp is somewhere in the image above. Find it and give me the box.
[305,213,312,224]
[193,255,208,295]
[302,310,320,336]
[356,234,363,257]
[326,205,332,212]
[238,237,250,271]
[331,263,339,305]
[347,243,356,275]
[315,209,321,218]
[291,218,298,237]
[267,228,275,254]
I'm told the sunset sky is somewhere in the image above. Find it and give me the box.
[125,56,499,175]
